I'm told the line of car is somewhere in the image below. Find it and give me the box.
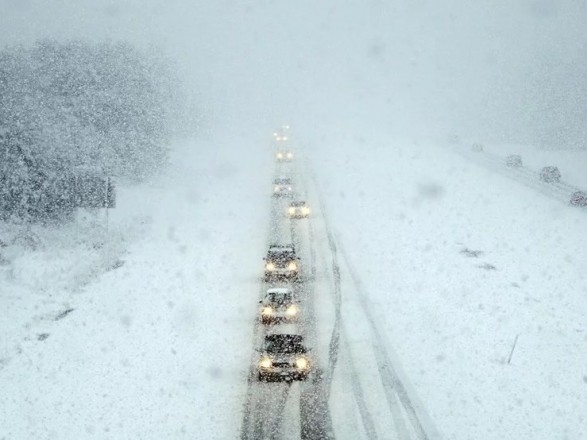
[254,127,314,383]
[494,151,586,206]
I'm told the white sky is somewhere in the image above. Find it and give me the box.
[1,0,586,144]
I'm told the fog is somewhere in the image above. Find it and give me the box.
[2,0,587,145]
[2,3,587,439]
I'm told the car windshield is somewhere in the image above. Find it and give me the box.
[264,336,306,354]
[274,178,291,185]
[291,201,305,207]
[267,251,294,260]
[267,292,292,303]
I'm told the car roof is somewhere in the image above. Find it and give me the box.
[265,291,295,303]
[267,287,293,294]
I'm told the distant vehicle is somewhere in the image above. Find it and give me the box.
[273,127,289,143]
[506,154,522,167]
[257,334,311,382]
[447,134,460,145]
[259,288,299,324]
[264,244,300,281]
[288,200,310,219]
[570,191,587,207]
[539,166,561,183]
[471,143,484,152]
[273,176,293,197]
[276,150,294,162]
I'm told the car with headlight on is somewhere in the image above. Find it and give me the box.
[276,150,294,162]
[288,200,310,218]
[539,166,561,183]
[257,334,311,382]
[259,288,300,324]
[570,191,587,207]
[273,128,289,143]
[264,244,300,281]
[273,176,293,197]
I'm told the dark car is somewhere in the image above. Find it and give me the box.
[539,166,561,183]
[259,288,300,324]
[263,244,300,281]
[570,191,587,207]
[506,154,522,167]
[257,334,311,382]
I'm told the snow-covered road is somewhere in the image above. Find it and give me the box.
[2,127,586,439]
[307,133,587,439]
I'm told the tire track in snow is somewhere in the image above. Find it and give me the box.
[337,239,435,440]
[306,164,378,440]
[297,160,335,440]
[308,160,437,440]
[456,147,586,208]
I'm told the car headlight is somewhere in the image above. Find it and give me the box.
[266,262,275,271]
[287,152,293,158]
[287,186,292,191]
[277,153,283,159]
[295,357,308,370]
[274,186,280,192]
[262,306,274,316]
[285,305,298,316]
[283,136,288,141]
[288,207,295,214]
[259,357,272,369]
[301,207,310,214]
[287,261,297,271]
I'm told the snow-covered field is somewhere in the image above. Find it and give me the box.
[308,132,587,439]
[464,141,587,189]
[0,131,273,439]
[2,126,586,439]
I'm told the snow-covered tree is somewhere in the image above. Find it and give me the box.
[0,40,182,222]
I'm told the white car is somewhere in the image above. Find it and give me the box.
[259,288,300,324]
[276,150,294,162]
[288,201,310,218]
[273,176,293,197]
